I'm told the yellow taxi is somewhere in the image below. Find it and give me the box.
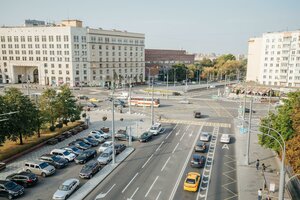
[183,172,201,192]
[89,98,102,103]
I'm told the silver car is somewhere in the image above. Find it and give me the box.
[199,132,210,142]
[97,148,113,165]
[52,178,80,200]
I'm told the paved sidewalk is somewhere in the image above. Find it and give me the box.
[234,118,291,200]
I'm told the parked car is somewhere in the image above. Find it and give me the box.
[0,162,6,171]
[139,132,153,142]
[194,110,201,118]
[47,138,59,145]
[75,150,97,164]
[183,172,201,192]
[115,133,130,141]
[77,95,89,100]
[74,141,92,150]
[23,161,55,177]
[98,141,113,153]
[55,135,65,142]
[88,135,105,143]
[68,129,78,135]
[89,98,102,103]
[115,144,126,155]
[52,178,80,200]
[90,130,110,139]
[76,138,99,147]
[199,132,210,142]
[244,108,256,113]
[62,132,72,138]
[179,99,190,104]
[40,154,68,169]
[149,123,162,136]
[6,171,38,187]
[50,149,76,162]
[0,180,24,199]
[79,160,101,179]
[194,141,207,152]
[97,148,113,165]
[64,146,83,156]
[190,154,206,168]
[113,99,125,107]
[220,134,231,144]
[87,102,98,108]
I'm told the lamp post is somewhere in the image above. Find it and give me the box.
[146,68,151,88]
[151,78,154,125]
[173,68,176,87]
[111,87,116,164]
[129,78,132,114]
[185,69,188,93]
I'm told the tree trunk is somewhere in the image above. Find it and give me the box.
[19,133,23,145]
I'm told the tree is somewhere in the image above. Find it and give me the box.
[172,64,187,82]
[39,88,58,128]
[3,88,37,145]
[0,95,9,145]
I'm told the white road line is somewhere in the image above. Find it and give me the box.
[179,130,187,141]
[155,191,162,200]
[166,123,178,139]
[161,156,171,171]
[156,141,164,152]
[169,125,203,200]
[122,173,139,193]
[175,131,180,136]
[95,184,116,199]
[145,176,159,197]
[129,187,139,199]
[142,154,154,169]
[172,143,180,154]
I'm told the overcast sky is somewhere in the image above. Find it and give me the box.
[1,0,299,54]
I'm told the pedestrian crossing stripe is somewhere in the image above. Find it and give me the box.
[159,119,231,128]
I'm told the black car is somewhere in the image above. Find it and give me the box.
[75,149,97,164]
[114,99,125,108]
[194,110,201,118]
[87,102,97,108]
[39,154,68,169]
[46,138,58,145]
[76,138,99,147]
[72,141,91,150]
[194,141,207,152]
[0,180,24,199]
[190,154,206,168]
[244,108,256,113]
[55,135,65,142]
[79,160,101,179]
[6,172,38,188]
[139,132,153,142]
[115,144,126,155]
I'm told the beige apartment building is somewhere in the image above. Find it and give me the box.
[0,19,145,87]
[246,30,300,87]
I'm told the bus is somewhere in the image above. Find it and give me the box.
[129,97,160,107]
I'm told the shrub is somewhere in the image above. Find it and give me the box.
[120,118,124,121]
[173,92,181,96]
[82,113,87,118]
[102,116,107,121]
[49,126,56,132]
[70,118,76,122]
[56,123,63,128]
[63,119,69,125]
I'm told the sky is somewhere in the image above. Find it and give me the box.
[1,0,300,55]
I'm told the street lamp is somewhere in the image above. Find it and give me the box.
[173,68,176,87]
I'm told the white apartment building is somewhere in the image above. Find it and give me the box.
[0,19,145,87]
[246,30,300,87]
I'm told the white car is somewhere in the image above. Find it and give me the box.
[220,134,231,143]
[179,99,190,104]
[209,85,216,88]
[88,134,105,143]
[98,141,113,153]
[89,130,110,139]
[199,132,210,142]
[149,123,162,136]
[52,178,80,200]
[50,149,76,162]
[97,148,113,165]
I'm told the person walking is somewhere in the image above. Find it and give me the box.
[258,188,263,200]
[262,163,266,172]
[256,159,260,170]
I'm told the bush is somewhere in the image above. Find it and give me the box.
[75,115,80,120]
[56,123,63,128]
[120,118,124,121]
[63,119,69,125]
[49,126,56,132]
[82,113,87,118]
[70,118,76,122]
[173,92,181,96]
[102,116,107,121]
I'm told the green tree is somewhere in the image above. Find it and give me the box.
[39,88,58,128]
[0,95,9,145]
[3,88,37,145]
[172,64,187,82]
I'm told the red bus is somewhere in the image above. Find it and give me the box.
[129,97,160,107]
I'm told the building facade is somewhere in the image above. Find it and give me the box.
[0,20,145,87]
[247,31,300,87]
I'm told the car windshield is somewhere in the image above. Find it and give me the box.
[78,153,87,159]
[71,147,79,151]
[63,151,70,156]
[39,162,49,169]
[94,135,100,139]
[52,156,61,162]
[82,164,92,170]
[101,153,109,157]
[59,184,70,191]
[4,181,18,190]
[150,127,158,130]
[186,178,195,184]
[103,143,110,147]
[193,155,200,160]
[202,133,208,137]
[79,141,86,146]
[197,141,203,146]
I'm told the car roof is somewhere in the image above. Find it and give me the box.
[25,160,44,165]
[41,154,54,158]
[222,134,230,137]
[151,123,161,127]
[187,172,200,179]
[192,154,201,159]
[51,149,66,153]
[62,178,78,186]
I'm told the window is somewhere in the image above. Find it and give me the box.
[34,36,39,42]
[56,35,61,42]
[63,35,69,42]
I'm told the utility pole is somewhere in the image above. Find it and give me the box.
[246,98,253,165]
[167,71,169,89]
[151,78,154,125]
[242,85,247,129]
[185,70,188,92]
[111,87,116,164]
[129,78,132,114]
[173,68,176,87]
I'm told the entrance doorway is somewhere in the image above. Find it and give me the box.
[33,69,39,83]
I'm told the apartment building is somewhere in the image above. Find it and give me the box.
[0,19,145,87]
[246,30,300,87]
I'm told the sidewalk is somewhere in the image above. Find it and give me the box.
[234,118,291,200]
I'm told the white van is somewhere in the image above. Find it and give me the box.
[50,149,76,162]
[149,123,162,135]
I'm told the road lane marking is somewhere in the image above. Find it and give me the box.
[169,125,203,200]
[175,131,180,136]
[129,187,139,199]
[172,143,179,154]
[142,154,154,169]
[165,123,178,139]
[156,141,164,152]
[222,144,229,149]
[179,130,187,141]
[155,191,162,200]
[161,156,171,172]
[95,184,116,199]
[122,173,139,193]
[145,176,159,197]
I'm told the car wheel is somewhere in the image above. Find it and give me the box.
[41,172,46,177]
[24,183,28,188]
[94,154,96,158]
[83,160,86,164]
[8,194,13,200]
[89,174,93,179]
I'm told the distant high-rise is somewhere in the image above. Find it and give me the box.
[0,19,145,86]
[247,31,300,87]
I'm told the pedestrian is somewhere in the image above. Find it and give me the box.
[258,188,262,200]
[256,159,260,170]
[266,195,271,200]
[262,163,266,172]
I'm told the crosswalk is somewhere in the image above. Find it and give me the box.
[159,118,231,128]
